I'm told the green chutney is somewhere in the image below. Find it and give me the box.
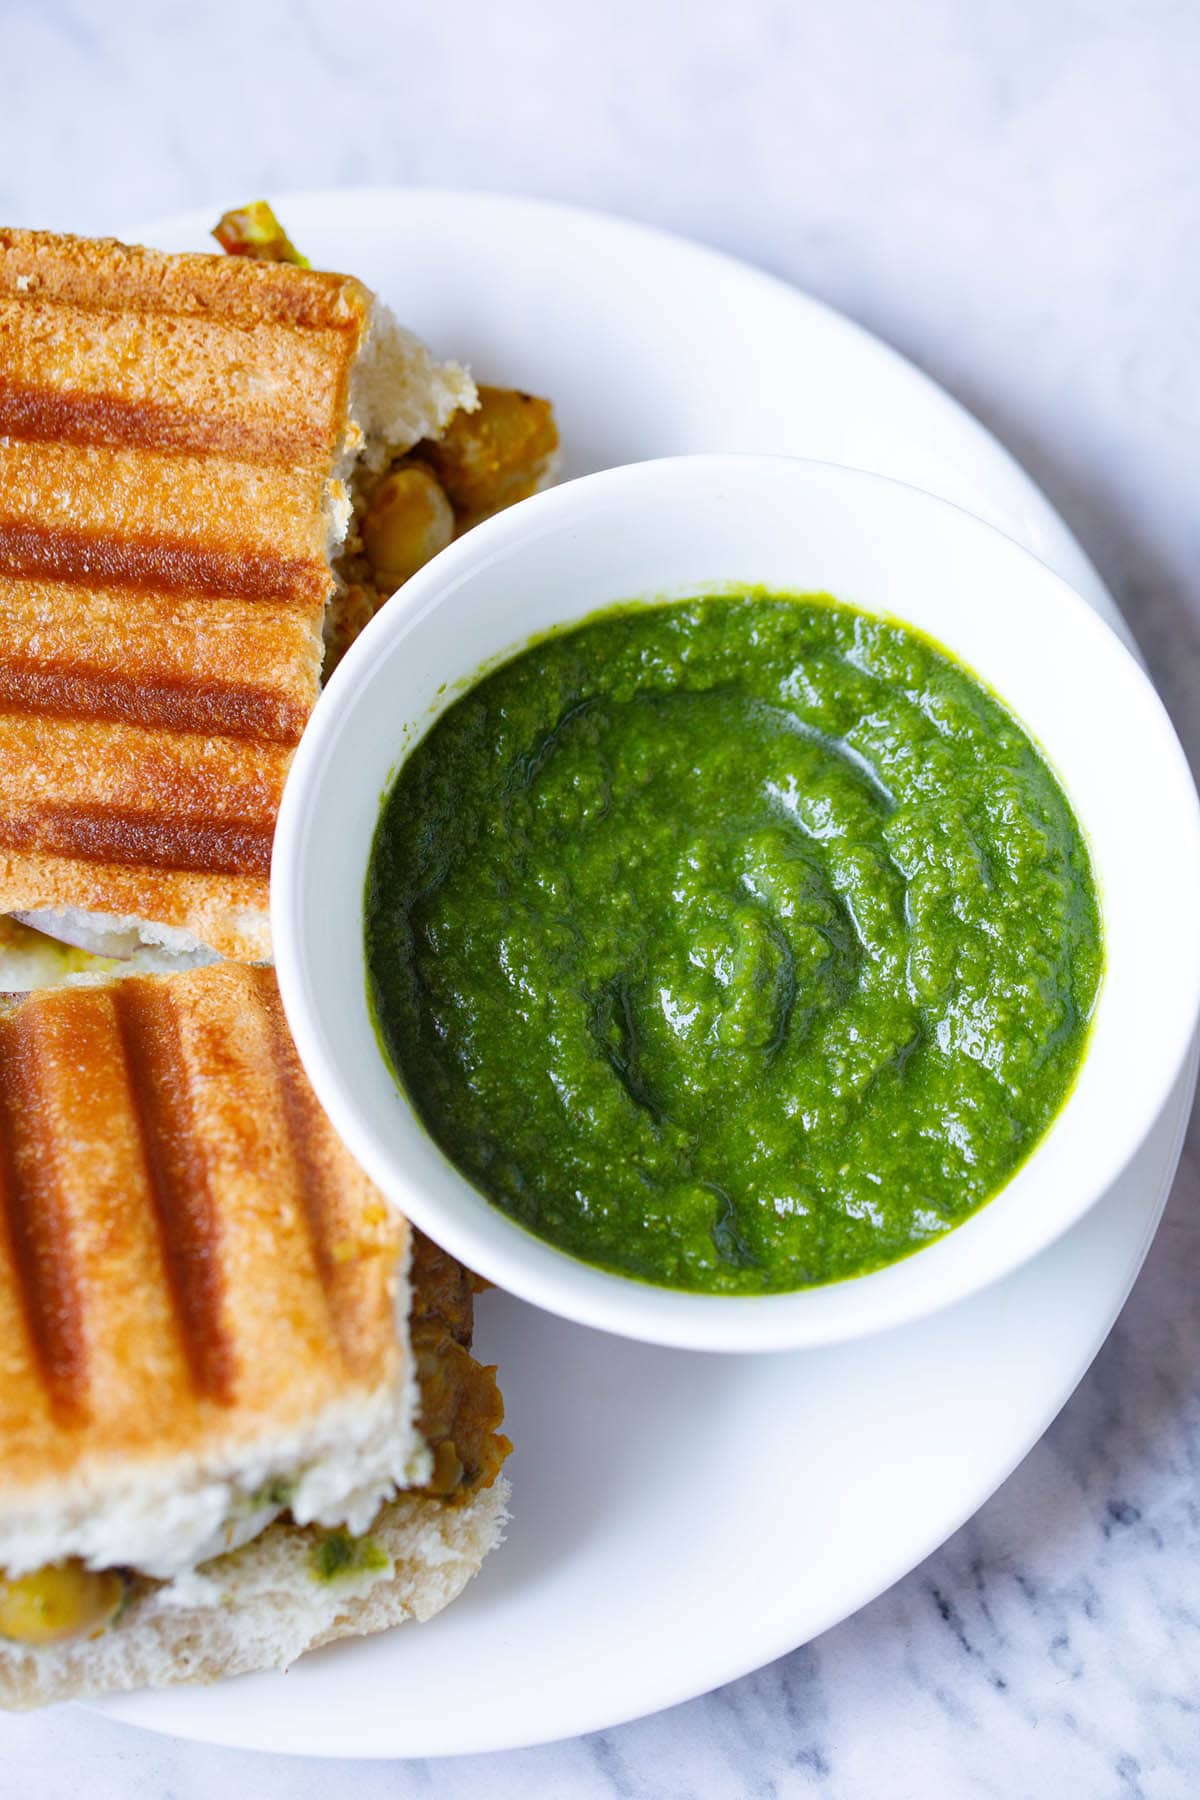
[365,594,1102,1295]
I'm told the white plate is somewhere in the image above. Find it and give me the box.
[93,189,1188,1757]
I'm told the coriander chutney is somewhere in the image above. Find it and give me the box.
[365,594,1102,1295]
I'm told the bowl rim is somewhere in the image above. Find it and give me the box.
[272,452,1200,1352]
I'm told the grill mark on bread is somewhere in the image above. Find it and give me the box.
[0,1007,88,1417]
[0,522,329,606]
[0,807,275,876]
[112,979,234,1402]
[0,660,308,744]
[256,968,365,1375]
[0,382,330,465]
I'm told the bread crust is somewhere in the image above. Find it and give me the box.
[0,230,371,331]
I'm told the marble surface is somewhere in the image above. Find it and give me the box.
[2,0,1198,1792]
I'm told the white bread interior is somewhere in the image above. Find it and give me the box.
[0,1480,508,1709]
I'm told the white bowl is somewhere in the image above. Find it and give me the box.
[272,455,1200,1352]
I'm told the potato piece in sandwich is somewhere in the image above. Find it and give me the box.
[0,226,476,987]
[0,963,510,1709]
[333,384,562,673]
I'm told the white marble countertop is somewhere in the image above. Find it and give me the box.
[2,0,1198,1793]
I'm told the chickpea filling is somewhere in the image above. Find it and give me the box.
[0,1565,127,1649]
[408,1230,512,1504]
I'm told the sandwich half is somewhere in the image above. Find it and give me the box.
[0,227,475,981]
[0,963,509,1708]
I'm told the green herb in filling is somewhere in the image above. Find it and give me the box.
[247,1476,298,1513]
[309,1531,390,1585]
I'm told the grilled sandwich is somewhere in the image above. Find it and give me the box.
[0,227,476,983]
[0,963,509,1708]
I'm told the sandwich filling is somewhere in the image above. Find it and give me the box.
[327,381,560,671]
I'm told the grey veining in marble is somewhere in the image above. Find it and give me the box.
[1,0,1198,1793]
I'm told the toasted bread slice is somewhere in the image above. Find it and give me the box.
[0,963,421,1576]
[0,230,473,967]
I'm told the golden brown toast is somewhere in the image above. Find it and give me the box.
[0,963,405,1501]
[0,231,372,960]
